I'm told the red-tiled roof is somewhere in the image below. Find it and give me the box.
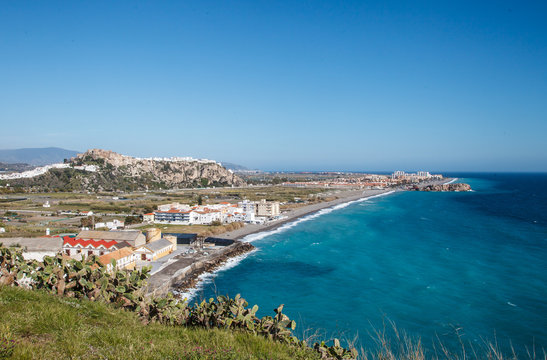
[63,236,120,249]
[157,209,191,214]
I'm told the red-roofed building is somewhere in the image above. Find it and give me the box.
[62,235,131,259]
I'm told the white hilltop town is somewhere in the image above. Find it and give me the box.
[0,153,228,181]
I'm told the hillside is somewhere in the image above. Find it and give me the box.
[0,147,79,166]
[0,162,34,172]
[7,149,246,192]
[0,286,318,360]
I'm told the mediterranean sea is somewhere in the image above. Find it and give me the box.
[197,173,547,355]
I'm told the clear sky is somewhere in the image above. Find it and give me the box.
[1,1,546,171]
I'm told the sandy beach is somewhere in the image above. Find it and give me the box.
[220,188,393,241]
[221,177,455,241]
[147,178,455,296]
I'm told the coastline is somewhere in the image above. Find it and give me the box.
[150,178,455,299]
[222,188,393,242]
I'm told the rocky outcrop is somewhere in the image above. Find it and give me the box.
[416,183,471,192]
[10,149,246,192]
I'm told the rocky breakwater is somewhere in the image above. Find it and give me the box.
[146,241,255,298]
[416,183,472,192]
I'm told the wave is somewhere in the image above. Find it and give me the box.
[445,178,459,184]
[242,190,395,243]
[176,191,396,301]
[175,249,259,301]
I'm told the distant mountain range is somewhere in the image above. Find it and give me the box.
[0,147,80,166]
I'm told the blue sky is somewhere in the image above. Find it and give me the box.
[1,1,546,171]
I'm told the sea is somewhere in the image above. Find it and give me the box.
[191,173,547,355]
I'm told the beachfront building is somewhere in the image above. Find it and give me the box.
[98,247,137,272]
[256,199,280,217]
[154,209,191,223]
[237,200,257,217]
[152,202,254,225]
[143,213,155,222]
[157,203,191,212]
[134,237,177,261]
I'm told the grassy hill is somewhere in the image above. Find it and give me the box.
[0,286,319,360]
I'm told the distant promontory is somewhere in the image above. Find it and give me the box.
[414,183,472,192]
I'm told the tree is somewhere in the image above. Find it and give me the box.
[125,216,141,226]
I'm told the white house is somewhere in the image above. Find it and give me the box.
[135,237,177,261]
[94,219,124,230]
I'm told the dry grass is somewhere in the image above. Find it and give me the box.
[358,319,545,360]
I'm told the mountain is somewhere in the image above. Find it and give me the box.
[0,147,79,166]
[8,149,246,192]
[221,162,249,171]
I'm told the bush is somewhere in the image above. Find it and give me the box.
[0,246,357,360]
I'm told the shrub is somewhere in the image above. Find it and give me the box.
[0,246,357,360]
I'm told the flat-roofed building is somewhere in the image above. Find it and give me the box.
[256,199,280,217]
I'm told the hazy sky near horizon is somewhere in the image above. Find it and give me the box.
[1,1,546,171]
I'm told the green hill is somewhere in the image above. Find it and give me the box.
[0,286,318,360]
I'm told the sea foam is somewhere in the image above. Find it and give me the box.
[179,190,395,301]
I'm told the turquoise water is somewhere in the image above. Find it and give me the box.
[197,174,547,354]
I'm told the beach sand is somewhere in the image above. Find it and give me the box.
[220,177,454,240]
[147,178,455,296]
[220,188,392,241]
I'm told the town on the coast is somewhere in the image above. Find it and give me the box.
[0,149,470,296]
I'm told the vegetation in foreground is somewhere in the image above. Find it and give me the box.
[0,245,544,360]
[0,246,357,360]
[0,286,319,359]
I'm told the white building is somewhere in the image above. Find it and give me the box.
[94,219,124,230]
[62,235,132,259]
[143,213,155,222]
[135,238,177,261]
[153,202,255,225]
[256,199,280,217]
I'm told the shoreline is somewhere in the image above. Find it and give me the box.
[149,178,455,299]
[222,188,394,242]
